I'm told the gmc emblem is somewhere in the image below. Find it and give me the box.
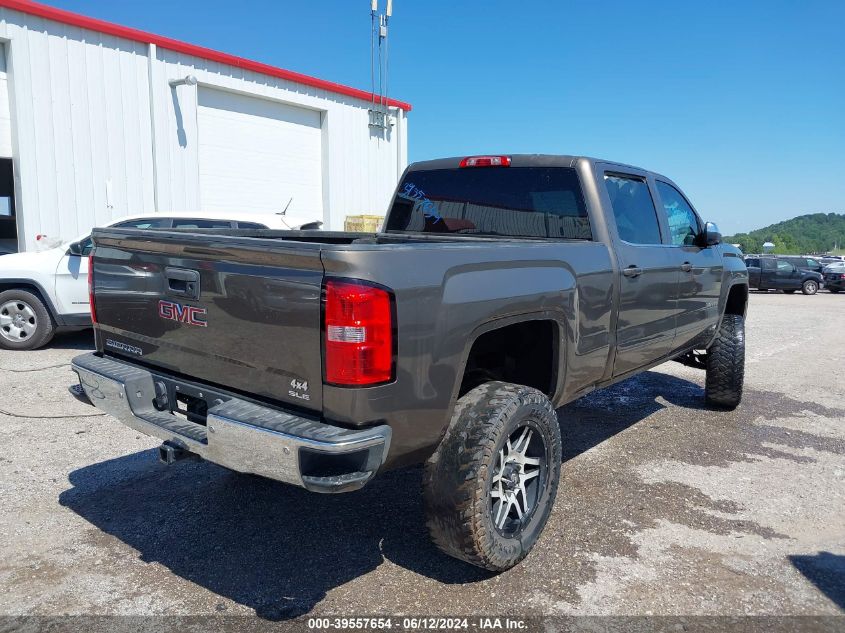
[158,300,208,327]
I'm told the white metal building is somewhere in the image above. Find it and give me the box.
[0,0,410,252]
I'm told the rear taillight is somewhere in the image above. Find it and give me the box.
[324,279,394,386]
[88,255,97,324]
[459,155,511,168]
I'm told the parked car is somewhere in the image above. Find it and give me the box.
[744,256,823,295]
[0,211,322,350]
[820,257,845,267]
[73,154,749,571]
[823,261,845,293]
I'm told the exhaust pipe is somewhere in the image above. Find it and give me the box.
[158,442,193,465]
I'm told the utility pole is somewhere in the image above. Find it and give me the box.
[369,0,393,132]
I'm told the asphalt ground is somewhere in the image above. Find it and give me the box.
[0,291,842,628]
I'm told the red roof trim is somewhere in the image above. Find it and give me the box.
[0,0,412,111]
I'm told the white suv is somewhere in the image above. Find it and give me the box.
[0,211,321,350]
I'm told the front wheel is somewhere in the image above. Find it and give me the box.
[802,280,819,295]
[0,289,55,350]
[705,314,745,409]
[423,382,562,571]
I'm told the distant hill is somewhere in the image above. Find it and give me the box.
[724,213,845,255]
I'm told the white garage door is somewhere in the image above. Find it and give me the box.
[197,88,323,217]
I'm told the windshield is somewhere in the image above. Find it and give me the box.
[385,167,592,240]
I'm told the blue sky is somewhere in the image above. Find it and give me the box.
[49,0,844,234]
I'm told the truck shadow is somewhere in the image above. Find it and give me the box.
[59,369,707,619]
[50,329,95,351]
[789,552,845,610]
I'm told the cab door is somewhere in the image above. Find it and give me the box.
[600,168,679,377]
[774,260,801,289]
[54,239,91,316]
[653,180,723,352]
[759,258,777,288]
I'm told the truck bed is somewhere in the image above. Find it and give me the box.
[90,226,615,464]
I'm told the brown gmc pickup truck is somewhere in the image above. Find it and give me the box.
[73,154,749,570]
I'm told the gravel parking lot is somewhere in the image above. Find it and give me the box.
[0,292,843,623]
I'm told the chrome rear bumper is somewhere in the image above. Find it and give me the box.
[71,353,391,493]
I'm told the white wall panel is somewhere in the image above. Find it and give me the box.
[0,45,11,157]
[0,6,408,248]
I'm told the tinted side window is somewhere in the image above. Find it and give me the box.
[762,259,776,270]
[114,218,172,229]
[78,236,94,257]
[236,221,268,229]
[777,261,794,272]
[172,219,234,229]
[656,181,700,246]
[745,258,760,268]
[604,174,662,245]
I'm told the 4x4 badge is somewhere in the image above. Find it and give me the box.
[289,378,310,401]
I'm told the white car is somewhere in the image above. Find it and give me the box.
[0,211,322,350]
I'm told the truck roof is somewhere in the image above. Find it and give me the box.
[407,154,662,178]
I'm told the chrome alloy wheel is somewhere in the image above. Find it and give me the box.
[0,300,38,342]
[490,424,547,536]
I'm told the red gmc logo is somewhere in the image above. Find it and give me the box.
[158,300,208,327]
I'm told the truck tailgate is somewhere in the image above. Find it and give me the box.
[91,230,324,411]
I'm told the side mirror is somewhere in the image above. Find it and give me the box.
[703,221,722,246]
[66,241,84,256]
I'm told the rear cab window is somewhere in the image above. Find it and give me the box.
[385,166,592,240]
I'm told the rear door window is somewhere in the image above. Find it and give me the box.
[604,174,662,245]
[385,167,591,239]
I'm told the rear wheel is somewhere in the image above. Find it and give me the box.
[802,280,819,295]
[705,314,745,409]
[423,381,561,571]
[0,289,55,350]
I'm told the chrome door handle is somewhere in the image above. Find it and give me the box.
[681,262,692,272]
[623,266,643,278]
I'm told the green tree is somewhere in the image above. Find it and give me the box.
[724,213,845,254]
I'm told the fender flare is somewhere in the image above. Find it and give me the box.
[446,310,567,420]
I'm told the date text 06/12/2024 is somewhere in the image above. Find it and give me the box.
[306,617,527,630]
